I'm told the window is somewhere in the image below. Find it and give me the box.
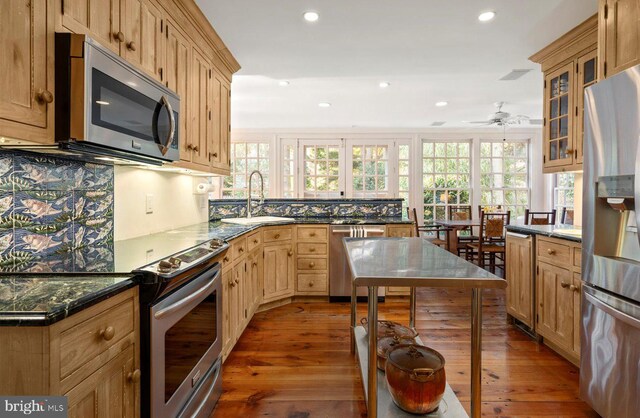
[222,142,270,198]
[351,144,390,198]
[301,143,342,198]
[554,173,574,213]
[422,141,471,222]
[397,144,411,210]
[480,141,529,218]
[282,142,296,198]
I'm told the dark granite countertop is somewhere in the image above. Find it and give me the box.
[506,223,582,243]
[0,274,136,326]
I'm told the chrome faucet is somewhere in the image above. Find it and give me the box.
[247,170,265,218]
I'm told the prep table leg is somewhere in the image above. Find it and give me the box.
[351,280,357,353]
[409,286,416,329]
[367,286,378,418]
[471,288,482,417]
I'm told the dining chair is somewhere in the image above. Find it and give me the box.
[410,208,449,250]
[561,207,574,225]
[466,210,511,276]
[447,205,478,256]
[477,205,503,218]
[524,209,556,225]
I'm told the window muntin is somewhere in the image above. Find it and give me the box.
[282,143,296,198]
[422,141,472,222]
[302,144,341,198]
[398,144,410,210]
[480,141,529,218]
[554,173,575,213]
[222,142,270,198]
[351,145,390,198]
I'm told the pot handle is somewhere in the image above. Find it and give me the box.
[411,368,436,382]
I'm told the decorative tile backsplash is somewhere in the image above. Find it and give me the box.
[0,151,114,272]
[209,198,404,220]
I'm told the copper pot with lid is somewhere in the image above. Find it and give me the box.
[360,318,418,340]
[384,344,446,415]
[376,335,415,371]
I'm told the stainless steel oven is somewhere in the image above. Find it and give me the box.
[55,33,179,162]
[136,240,227,418]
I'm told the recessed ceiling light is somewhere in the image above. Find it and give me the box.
[96,100,110,105]
[478,11,496,22]
[279,80,290,86]
[318,102,331,108]
[435,101,448,107]
[303,11,319,22]
[379,81,391,88]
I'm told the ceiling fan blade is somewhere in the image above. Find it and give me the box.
[528,119,543,125]
[469,120,492,124]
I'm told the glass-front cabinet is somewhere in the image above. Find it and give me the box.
[532,14,597,174]
[544,63,574,169]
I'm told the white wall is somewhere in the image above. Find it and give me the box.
[114,167,210,241]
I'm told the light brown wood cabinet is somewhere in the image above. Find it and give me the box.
[59,0,121,54]
[0,288,140,416]
[0,0,54,144]
[535,236,582,365]
[385,224,414,296]
[530,15,598,173]
[164,17,190,157]
[121,0,165,81]
[295,226,329,295]
[505,233,534,328]
[599,0,640,78]
[263,242,295,302]
[246,246,263,318]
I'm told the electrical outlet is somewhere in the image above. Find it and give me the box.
[146,194,154,214]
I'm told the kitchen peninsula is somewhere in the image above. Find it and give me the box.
[345,238,506,418]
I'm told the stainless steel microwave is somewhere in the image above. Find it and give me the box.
[55,33,179,162]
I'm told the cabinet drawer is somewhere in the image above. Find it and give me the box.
[59,298,135,380]
[231,237,247,260]
[297,226,328,241]
[297,243,327,255]
[297,257,327,271]
[263,227,292,243]
[297,273,328,293]
[537,239,571,266]
[247,230,263,252]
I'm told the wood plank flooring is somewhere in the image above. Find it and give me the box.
[211,288,599,417]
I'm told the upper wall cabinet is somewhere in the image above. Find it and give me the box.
[530,15,598,174]
[599,0,640,78]
[0,0,54,144]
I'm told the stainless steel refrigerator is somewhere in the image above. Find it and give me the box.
[582,65,640,418]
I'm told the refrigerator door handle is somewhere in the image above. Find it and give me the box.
[585,291,640,329]
[635,140,640,249]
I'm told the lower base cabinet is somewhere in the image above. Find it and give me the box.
[0,288,140,417]
[505,233,534,328]
[263,242,295,302]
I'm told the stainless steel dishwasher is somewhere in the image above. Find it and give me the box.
[329,225,386,302]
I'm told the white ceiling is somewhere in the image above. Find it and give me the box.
[196,0,597,129]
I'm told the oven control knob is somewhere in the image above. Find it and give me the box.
[158,260,173,273]
[169,257,182,268]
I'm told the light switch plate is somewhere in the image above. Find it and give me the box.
[146,194,154,214]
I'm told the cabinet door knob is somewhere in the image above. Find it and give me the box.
[127,369,141,383]
[309,262,315,268]
[252,262,258,267]
[239,247,244,253]
[99,326,115,341]
[560,281,570,289]
[114,31,125,42]
[234,278,239,284]
[186,144,194,151]
[254,239,258,244]
[36,89,53,104]
[547,248,556,255]
[126,41,137,51]
[223,256,229,262]
[570,284,580,292]
[193,145,200,152]
[274,234,280,239]
[310,232,316,237]
[309,281,314,287]
[309,247,315,252]
[209,152,218,159]
[288,250,293,256]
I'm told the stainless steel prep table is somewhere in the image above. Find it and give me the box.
[344,237,506,418]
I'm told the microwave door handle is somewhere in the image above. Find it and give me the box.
[159,95,175,156]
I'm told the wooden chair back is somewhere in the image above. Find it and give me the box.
[448,205,472,221]
[478,205,502,218]
[411,207,420,237]
[524,209,557,225]
[561,207,574,225]
[479,211,510,246]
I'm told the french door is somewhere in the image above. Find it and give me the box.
[292,139,399,199]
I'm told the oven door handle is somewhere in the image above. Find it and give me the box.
[154,276,216,319]
[585,291,640,329]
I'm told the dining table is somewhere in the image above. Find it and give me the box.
[435,219,481,254]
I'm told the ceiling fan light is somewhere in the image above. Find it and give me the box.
[478,11,496,22]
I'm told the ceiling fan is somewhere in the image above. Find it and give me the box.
[468,102,542,126]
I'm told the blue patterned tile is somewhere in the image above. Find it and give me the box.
[0,228,14,256]
[0,153,13,192]
[73,244,114,272]
[13,154,59,191]
[73,218,113,250]
[74,190,113,221]
[0,192,14,224]
[14,191,73,225]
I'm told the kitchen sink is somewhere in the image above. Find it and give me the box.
[221,216,295,225]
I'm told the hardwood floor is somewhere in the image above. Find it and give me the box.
[211,288,599,417]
